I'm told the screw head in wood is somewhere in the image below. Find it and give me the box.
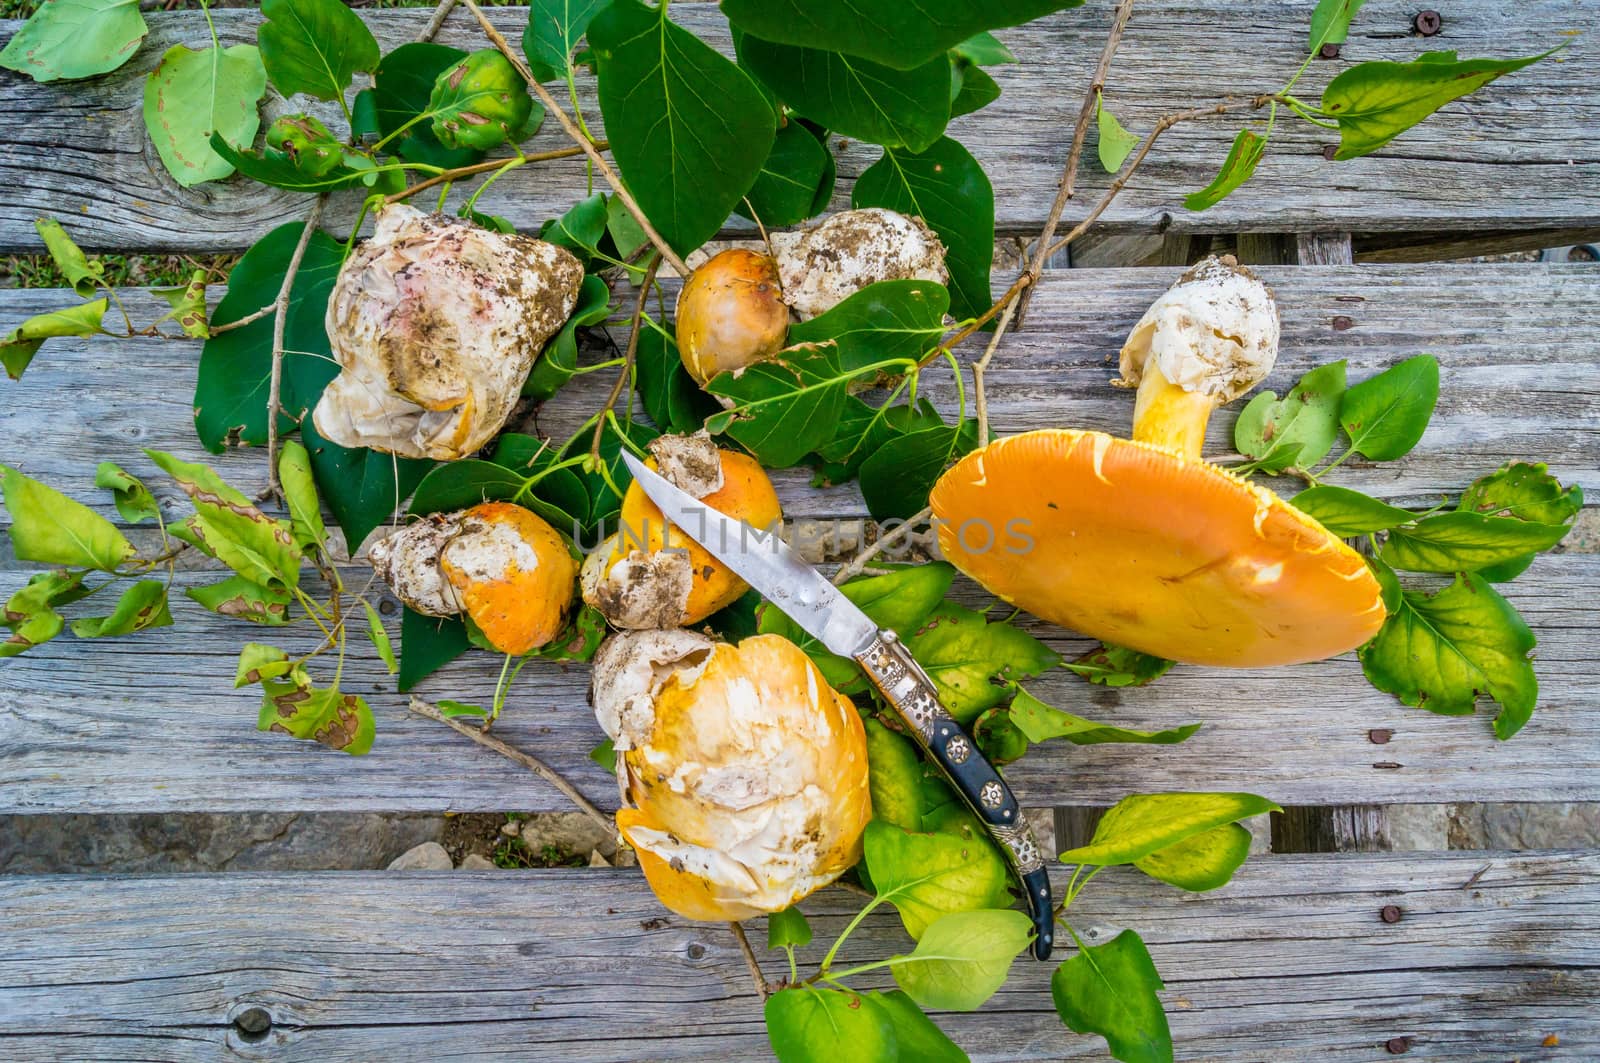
[1381,904,1403,923]
[1319,42,1341,59]
[1413,10,1442,36]
[1386,1036,1413,1054]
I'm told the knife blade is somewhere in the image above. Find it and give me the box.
[620,451,1054,960]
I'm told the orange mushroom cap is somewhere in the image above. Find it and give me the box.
[674,248,790,386]
[930,430,1385,667]
[438,502,578,656]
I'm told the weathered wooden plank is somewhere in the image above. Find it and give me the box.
[1,2,1595,252]
[3,263,1596,528]
[0,852,1593,1061]
[1,549,1596,814]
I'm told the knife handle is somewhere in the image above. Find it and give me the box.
[855,631,1054,961]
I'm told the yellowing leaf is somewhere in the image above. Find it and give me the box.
[1095,92,1140,172]
[1059,792,1280,867]
[1,298,107,380]
[143,43,268,188]
[1184,127,1267,212]
[0,0,147,82]
[2,465,134,571]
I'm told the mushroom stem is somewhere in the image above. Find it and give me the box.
[1130,362,1217,460]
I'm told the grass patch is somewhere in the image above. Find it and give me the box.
[0,252,236,290]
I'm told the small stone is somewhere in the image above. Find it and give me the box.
[459,853,496,870]
[501,820,522,837]
[387,841,453,870]
[588,848,611,867]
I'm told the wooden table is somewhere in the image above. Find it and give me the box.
[2,3,1597,1060]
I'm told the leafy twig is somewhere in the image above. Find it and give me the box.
[832,506,932,586]
[409,695,619,843]
[730,921,772,999]
[1014,0,1137,327]
[386,144,604,205]
[459,0,692,278]
[264,194,328,502]
[591,254,662,465]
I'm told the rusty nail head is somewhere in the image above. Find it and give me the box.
[1333,315,1355,332]
[1386,1036,1412,1054]
[1414,10,1442,36]
[1322,144,1338,161]
[1368,727,1393,744]
[1381,905,1403,924]
[1319,42,1341,59]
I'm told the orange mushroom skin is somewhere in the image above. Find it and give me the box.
[674,249,790,385]
[439,502,578,656]
[930,430,1386,667]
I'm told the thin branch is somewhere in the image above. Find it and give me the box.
[591,254,661,464]
[460,0,692,278]
[973,297,1020,446]
[417,0,459,42]
[265,194,327,501]
[386,144,603,205]
[409,696,619,843]
[208,300,277,335]
[1014,0,1136,326]
[730,922,772,999]
[832,506,932,586]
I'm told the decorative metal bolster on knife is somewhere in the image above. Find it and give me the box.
[617,451,1054,961]
[855,630,1054,961]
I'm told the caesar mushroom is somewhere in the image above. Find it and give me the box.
[313,205,583,460]
[581,431,781,629]
[370,501,577,655]
[674,248,790,385]
[929,256,1385,668]
[592,630,871,920]
[771,208,949,319]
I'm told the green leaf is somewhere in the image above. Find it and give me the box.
[1063,643,1174,688]
[1309,0,1367,52]
[278,439,327,553]
[372,43,481,169]
[1323,49,1555,160]
[363,600,398,674]
[399,607,472,692]
[437,699,489,719]
[859,420,977,521]
[208,135,384,194]
[950,61,1000,118]
[588,737,616,771]
[2,570,85,658]
[1457,462,1583,582]
[258,679,376,755]
[844,562,957,639]
[951,32,1016,67]
[906,602,1060,723]
[1339,354,1439,461]
[1010,687,1198,746]
[235,642,295,687]
[864,818,1013,939]
[869,991,968,1062]
[1095,92,1140,173]
[428,49,539,153]
[1382,511,1574,575]
[146,450,301,591]
[1359,573,1539,739]
[535,602,606,664]
[1183,128,1267,212]
[143,43,267,188]
[736,121,836,229]
[854,137,994,321]
[764,987,897,1063]
[522,0,609,83]
[1233,360,1346,473]
[606,194,651,264]
[1291,484,1415,536]
[152,268,211,339]
[300,422,433,552]
[1051,929,1172,1063]
[1058,792,1280,867]
[489,435,593,528]
[589,0,776,257]
[69,579,172,638]
[706,348,854,468]
[865,717,936,832]
[635,322,718,435]
[787,279,950,374]
[1,299,107,381]
[258,0,380,101]
[1134,823,1251,892]
[0,0,147,82]
[767,906,812,950]
[2,466,133,570]
[524,274,613,400]
[34,217,103,297]
[891,908,1032,1012]
[738,35,951,153]
[541,192,610,261]
[187,575,291,625]
[93,463,160,525]
[973,706,1030,765]
[722,0,1085,71]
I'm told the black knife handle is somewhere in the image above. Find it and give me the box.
[855,631,1054,961]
